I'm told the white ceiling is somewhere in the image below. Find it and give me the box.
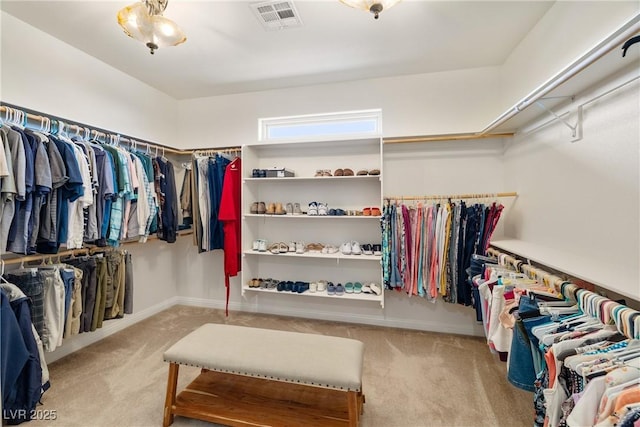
[1,0,554,100]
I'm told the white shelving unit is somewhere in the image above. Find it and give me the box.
[241,137,384,307]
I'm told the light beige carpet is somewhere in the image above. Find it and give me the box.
[31,305,532,427]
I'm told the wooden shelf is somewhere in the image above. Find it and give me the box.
[490,239,639,302]
[243,250,381,261]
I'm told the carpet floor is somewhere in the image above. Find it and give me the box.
[30,305,533,427]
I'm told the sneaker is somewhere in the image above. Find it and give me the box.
[317,202,328,216]
[335,283,345,295]
[340,241,352,255]
[293,203,303,215]
[350,241,362,255]
[308,202,318,216]
[296,242,305,254]
[286,202,293,215]
[317,280,327,292]
[369,282,382,295]
[362,244,373,255]
[288,241,296,252]
[257,202,266,214]
[250,202,259,214]
[252,240,260,251]
[309,282,317,293]
[327,283,336,295]
[258,239,267,252]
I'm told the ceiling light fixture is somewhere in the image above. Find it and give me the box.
[117,0,186,54]
[339,0,401,19]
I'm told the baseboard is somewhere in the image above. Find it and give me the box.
[174,297,484,337]
[44,296,180,364]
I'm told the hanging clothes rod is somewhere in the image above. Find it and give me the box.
[193,147,242,156]
[383,132,514,144]
[385,192,518,201]
[0,247,114,267]
[0,103,190,155]
[486,246,640,339]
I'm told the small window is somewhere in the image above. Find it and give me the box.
[259,109,382,141]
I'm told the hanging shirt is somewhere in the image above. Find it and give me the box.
[218,157,241,316]
[36,134,67,253]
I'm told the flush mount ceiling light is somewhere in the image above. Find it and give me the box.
[117,0,186,54]
[339,0,401,19]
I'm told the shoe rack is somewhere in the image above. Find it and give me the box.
[241,137,384,308]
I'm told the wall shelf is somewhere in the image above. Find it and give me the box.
[242,285,384,305]
[244,214,381,220]
[243,250,381,262]
[490,239,639,302]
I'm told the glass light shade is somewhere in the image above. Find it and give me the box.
[117,1,186,54]
[339,0,401,19]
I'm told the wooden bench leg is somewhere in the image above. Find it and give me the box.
[347,391,359,426]
[163,363,179,427]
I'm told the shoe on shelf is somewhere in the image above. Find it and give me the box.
[363,207,372,216]
[315,169,324,177]
[369,282,382,295]
[257,202,266,214]
[317,280,328,292]
[371,207,381,216]
[252,240,260,251]
[288,241,296,252]
[268,243,281,254]
[275,203,286,215]
[317,202,328,216]
[361,244,373,255]
[372,244,382,256]
[340,241,352,255]
[342,168,354,176]
[286,202,293,215]
[306,243,324,253]
[334,168,344,176]
[258,239,267,252]
[323,169,332,177]
[250,202,259,214]
[354,282,363,294]
[322,245,339,254]
[309,282,317,293]
[344,282,354,293]
[296,242,305,254]
[327,282,336,295]
[308,202,318,216]
[293,203,303,215]
[335,283,345,295]
[368,169,380,176]
[335,209,346,216]
[356,170,368,176]
[351,241,362,255]
[252,169,260,178]
[266,203,276,215]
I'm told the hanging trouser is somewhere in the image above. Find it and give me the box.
[93,257,107,330]
[67,256,98,333]
[5,271,45,340]
[123,252,134,315]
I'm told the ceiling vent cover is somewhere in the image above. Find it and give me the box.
[251,1,303,31]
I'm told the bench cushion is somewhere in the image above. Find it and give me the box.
[163,324,364,391]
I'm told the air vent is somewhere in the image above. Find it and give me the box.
[251,0,303,31]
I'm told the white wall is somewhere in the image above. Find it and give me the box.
[498,1,640,117]
[502,66,640,301]
[0,12,178,146]
[176,66,502,146]
[1,12,185,361]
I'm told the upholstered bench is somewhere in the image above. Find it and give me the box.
[162,324,365,427]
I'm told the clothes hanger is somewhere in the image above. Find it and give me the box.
[0,259,11,285]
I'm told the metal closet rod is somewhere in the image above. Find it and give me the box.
[480,14,640,135]
[0,103,240,155]
[383,132,513,144]
[385,192,518,201]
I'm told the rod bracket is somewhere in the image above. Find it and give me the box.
[534,97,583,142]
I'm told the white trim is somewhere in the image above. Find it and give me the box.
[44,297,179,364]
[258,109,382,141]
